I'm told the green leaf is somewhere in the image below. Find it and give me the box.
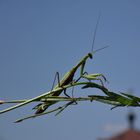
[82,82,109,95]
[108,92,139,106]
[88,95,122,106]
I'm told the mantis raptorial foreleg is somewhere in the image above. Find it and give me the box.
[82,72,107,86]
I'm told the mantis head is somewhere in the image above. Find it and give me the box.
[88,53,93,59]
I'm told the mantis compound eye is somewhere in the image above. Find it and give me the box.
[88,53,93,59]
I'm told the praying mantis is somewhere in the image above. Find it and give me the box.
[0,15,107,116]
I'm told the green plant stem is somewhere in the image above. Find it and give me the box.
[0,82,98,114]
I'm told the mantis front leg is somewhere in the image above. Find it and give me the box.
[76,60,107,86]
[82,73,107,86]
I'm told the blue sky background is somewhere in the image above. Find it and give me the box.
[0,0,140,140]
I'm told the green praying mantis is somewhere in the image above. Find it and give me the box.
[0,15,108,118]
[2,14,140,123]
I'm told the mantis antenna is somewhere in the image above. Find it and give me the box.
[91,14,101,53]
[91,14,109,54]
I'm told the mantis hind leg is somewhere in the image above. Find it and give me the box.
[52,72,72,98]
[72,80,78,105]
[63,79,77,105]
[63,89,71,98]
[51,72,61,90]
[63,80,75,99]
